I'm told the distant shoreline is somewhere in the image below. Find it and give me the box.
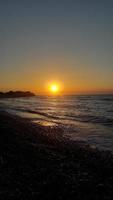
[0,91,35,98]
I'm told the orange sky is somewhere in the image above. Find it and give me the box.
[1,56,113,95]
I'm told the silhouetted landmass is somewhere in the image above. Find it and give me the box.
[0,91,35,98]
[0,111,113,199]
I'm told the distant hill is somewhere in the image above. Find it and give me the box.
[0,91,35,98]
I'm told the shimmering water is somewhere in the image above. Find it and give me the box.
[0,95,113,151]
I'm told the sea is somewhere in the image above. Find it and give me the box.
[0,95,113,151]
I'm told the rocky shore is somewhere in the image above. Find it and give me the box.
[0,111,113,199]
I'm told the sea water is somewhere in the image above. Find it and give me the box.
[0,95,113,151]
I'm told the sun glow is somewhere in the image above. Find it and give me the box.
[48,83,60,94]
[50,84,59,94]
[46,81,63,95]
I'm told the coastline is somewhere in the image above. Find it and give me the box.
[0,111,113,199]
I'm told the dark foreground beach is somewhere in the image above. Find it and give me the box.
[0,111,113,199]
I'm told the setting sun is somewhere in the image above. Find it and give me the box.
[50,84,59,93]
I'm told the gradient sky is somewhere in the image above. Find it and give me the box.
[0,0,113,94]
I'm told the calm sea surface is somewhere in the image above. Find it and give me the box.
[0,95,113,151]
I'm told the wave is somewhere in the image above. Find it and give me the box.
[10,108,113,128]
[101,98,113,101]
[1,94,113,129]
[65,114,113,127]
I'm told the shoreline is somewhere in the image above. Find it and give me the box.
[0,111,113,199]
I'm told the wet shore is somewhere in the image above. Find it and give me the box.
[0,111,113,199]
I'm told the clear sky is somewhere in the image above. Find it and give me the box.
[0,0,113,94]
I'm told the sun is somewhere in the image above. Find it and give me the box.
[47,82,62,95]
[50,84,59,93]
